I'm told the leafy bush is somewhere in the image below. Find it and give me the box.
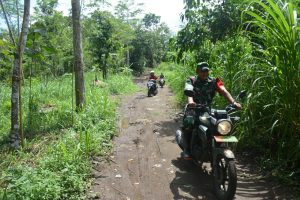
[0,72,137,199]
[107,74,138,95]
[242,0,300,182]
[162,0,300,187]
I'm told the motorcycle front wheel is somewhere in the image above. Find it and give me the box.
[213,156,237,200]
[148,90,152,97]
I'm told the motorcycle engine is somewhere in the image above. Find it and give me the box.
[192,129,210,162]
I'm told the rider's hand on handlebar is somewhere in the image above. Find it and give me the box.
[233,101,242,109]
[187,99,196,107]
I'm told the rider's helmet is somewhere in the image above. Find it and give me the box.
[150,70,154,75]
[196,62,210,72]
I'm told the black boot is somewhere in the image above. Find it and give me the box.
[182,129,192,160]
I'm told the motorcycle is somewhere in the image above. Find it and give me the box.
[147,79,158,97]
[175,90,246,200]
[159,78,165,88]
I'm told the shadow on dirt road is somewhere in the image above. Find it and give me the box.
[170,159,215,200]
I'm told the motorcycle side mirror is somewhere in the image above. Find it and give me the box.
[237,90,247,99]
[184,83,194,97]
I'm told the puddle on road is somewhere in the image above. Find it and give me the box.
[121,117,129,129]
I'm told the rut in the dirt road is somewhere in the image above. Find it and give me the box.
[88,77,297,200]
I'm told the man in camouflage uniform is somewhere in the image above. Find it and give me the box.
[182,62,241,159]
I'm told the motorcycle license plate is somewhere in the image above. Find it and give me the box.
[214,136,238,143]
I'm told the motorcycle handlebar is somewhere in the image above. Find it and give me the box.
[226,104,239,113]
[186,103,239,113]
[187,103,206,108]
[186,104,209,112]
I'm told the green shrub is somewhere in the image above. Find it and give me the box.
[0,72,137,199]
[243,0,300,180]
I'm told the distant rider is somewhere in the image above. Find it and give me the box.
[149,70,158,80]
[160,73,164,79]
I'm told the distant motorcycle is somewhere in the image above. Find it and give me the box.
[175,90,247,200]
[159,78,165,88]
[147,79,158,97]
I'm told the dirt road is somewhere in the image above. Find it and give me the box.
[89,76,296,200]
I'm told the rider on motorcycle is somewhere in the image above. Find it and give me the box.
[149,71,158,80]
[160,73,164,79]
[182,62,241,159]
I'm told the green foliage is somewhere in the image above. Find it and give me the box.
[27,11,73,76]
[142,13,161,30]
[209,35,254,95]
[0,38,14,81]
[1,0,170,80]
[0,0,24,38]
[176,0,248,59]
[167,0,300,187]
[107,74,138,95]
[242,0,300,180]
[114,0,144,26]
[160,35,253,107]
[157,62,193,105]
[0,72,137,199]
[88,11,115,79]
[130,22,171,72]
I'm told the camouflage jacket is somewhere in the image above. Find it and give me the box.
[186,76,217,106]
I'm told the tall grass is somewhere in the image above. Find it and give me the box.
[160,0,299,189]
[243,0,300,181]
[158,35,254,108]
[0,72,137,199]
[157,62,194,105]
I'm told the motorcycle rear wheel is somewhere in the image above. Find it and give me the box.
[213,156,237,200]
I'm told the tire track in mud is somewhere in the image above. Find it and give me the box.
[88,76,297,200]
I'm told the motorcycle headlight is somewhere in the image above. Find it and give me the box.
[217,120,232,135]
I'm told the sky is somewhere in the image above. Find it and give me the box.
[123,0,185,32]
[52,0,185,33]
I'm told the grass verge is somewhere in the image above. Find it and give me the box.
[0,72,137,200]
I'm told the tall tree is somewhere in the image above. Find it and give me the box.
[0,0,16,45]
[142,13,160,30]
[71,0,85,109]
[114,0,143,27]
[114,0,143,66]
[10,0,31,148]
[130,16,171,71]
[88,11,114,79]
[176,0,247,60]
[0,0,24,40]
[32,0,74,76]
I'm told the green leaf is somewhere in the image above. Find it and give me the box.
[42,45,56,54]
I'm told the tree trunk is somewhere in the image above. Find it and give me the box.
[10,0,31,149]
[102,54,108,80]
[71,0,85,109]
[126,44,130,66]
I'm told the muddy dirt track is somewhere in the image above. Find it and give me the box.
[89,76,297,200]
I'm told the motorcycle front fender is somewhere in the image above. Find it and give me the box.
[198,125,208,133]
[213,148,235,161]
